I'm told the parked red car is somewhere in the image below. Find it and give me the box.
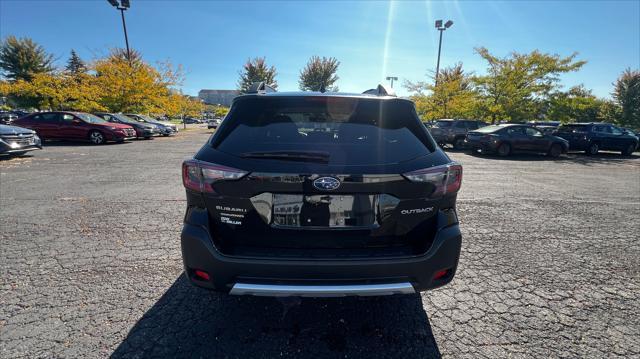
[13,111,136,144]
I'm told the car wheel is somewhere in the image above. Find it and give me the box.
[622,143,636,156]
[586,142,599,155]
[453,138,465,150]
[497,143,511,157]
[144,136,152,140]
[162,134,170,137]
[89,130,105,145]
[548,144,562,158]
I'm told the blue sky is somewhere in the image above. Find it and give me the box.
[1,0,638,98]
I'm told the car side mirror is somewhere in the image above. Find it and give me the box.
[72,119,82,125]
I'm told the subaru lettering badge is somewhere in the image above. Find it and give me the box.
[313,177,341,191]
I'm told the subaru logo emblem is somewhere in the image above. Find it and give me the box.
[313,177,340,191]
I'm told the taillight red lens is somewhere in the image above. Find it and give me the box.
[182,159,248,193]
[403,162,463,197]
[182,160,202,191]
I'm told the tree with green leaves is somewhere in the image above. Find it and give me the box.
[546,85,611,123]
[473,47,586,123]
[0,36,55,81]
[612,68,640,128]
[405,63,480,121]
[237,57,277,93]
[299,56,340,92]
[65,50,87,75]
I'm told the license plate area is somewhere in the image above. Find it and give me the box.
[272,194,379,228]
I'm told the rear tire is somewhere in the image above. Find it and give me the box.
[453,138,466,150]
[497,143,511,157]
[586,142,599,155]
[622,143,636,156]
[89,130,105,145]
[548,144,562,158]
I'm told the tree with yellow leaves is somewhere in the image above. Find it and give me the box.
[93,49,184,113]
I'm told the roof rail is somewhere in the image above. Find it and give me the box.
[248,82,277,94]
[363,84,396,97]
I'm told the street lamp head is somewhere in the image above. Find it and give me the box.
[107,0,130,9]
[445,20,454,28]
[435,19,443,28]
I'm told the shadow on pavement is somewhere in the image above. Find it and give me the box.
[41,140,137,147]
[462,149,639,164]
[111,274,441,358]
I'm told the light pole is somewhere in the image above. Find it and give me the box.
[386,76,398,88]
[107,0,131,63]
[434,19,453,86]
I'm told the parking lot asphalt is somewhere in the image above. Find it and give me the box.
[1,128,639,358]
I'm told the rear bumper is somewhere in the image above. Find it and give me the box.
[431,133,449,144]
[464,139,499,152]
[180,208,462,296]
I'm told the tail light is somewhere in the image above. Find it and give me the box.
[403,162,463,197]
[182,159,248,193]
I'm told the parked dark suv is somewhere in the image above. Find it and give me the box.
[554,123,639,156]
[181,85,463,297]
[429,119,487,149]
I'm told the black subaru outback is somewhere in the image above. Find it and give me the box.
[181,84,463,297]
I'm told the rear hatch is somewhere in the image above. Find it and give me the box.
[555,124,590,142]
[185,96,460,259]
[428,120,453,139]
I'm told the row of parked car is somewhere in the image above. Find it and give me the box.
[0,111,182,157]
[427,119,639,157]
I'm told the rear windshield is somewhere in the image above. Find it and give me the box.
[213,97,432,165]
[433,120,453,128]
[557,124,589,133]
[473,125,503,133]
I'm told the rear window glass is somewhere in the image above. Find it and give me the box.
[213,97,432,165]
[473,125,503,133]
[557,124,589,133]
[433,120,453,128]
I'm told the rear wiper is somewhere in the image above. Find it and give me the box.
[240,151,330,163]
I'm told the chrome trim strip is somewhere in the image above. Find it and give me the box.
[229,282,415,297]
